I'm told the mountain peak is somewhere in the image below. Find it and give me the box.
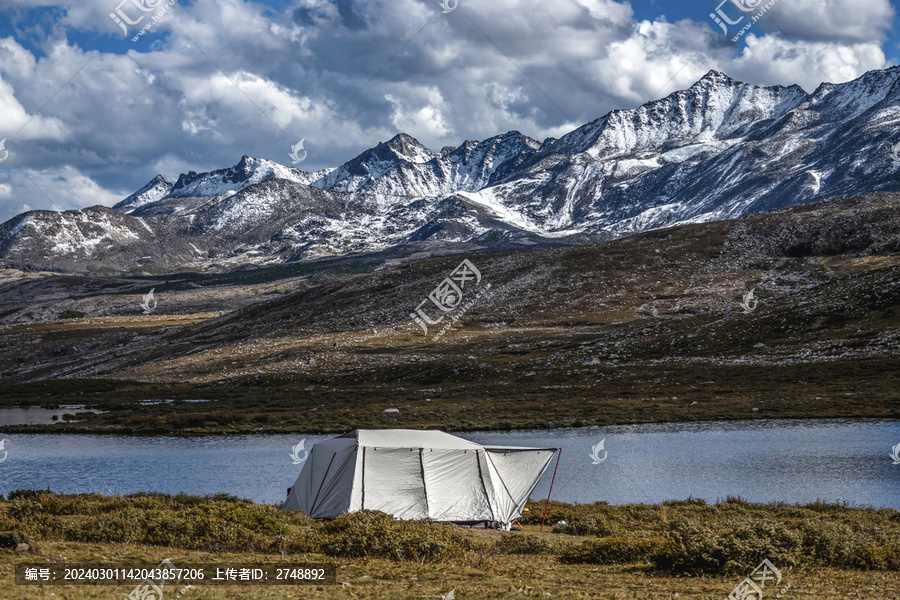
[164,155,302,199]
[694,69,738,87]
[43,64,900,274]
[234,154,274,172]
[113,174,173,213]
[382,133,435,164]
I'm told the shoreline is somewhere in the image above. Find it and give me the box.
[3,413,899,437]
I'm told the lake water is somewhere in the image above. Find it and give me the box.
[0,419,897,508]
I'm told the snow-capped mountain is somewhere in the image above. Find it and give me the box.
[6,66,900,273]
[113,174,174,214]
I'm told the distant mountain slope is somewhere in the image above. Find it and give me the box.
[2,192,899,409]
[6,67,900,273]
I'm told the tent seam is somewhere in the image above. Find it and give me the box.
[475,450,496,525]
[419,448,429,519]
[310,452,338,515]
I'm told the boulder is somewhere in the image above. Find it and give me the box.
[0,532,37,553]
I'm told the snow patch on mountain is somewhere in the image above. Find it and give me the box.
[167,155,312,199]
[113,175,174,214]
[8,66,900,273]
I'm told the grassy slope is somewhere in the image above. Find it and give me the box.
[1,194,900,434]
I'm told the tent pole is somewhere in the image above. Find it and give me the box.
[540,448,562,532]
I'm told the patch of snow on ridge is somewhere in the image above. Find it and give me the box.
[456,190,582,237]
[807,170,822,195]
[114,175,174,213]
[43,210,140,256]
[167,156,312,199]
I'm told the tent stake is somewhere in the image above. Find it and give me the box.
[540,448,562,532]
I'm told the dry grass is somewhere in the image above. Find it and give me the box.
[1,493,899,598]
[2,540,899,599]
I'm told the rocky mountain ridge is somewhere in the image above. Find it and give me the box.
[4,67,900,273]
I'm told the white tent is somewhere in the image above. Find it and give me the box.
[282,429,557,528]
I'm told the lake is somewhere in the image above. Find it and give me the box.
[0,419,898,508]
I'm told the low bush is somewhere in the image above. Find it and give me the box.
[0,490,313,554]
[856,543,900,570]
[320,510,468,563]
[3,492,900,572]
[651,518,802,575]
[553,514,618,536]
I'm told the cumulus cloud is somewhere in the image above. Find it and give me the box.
[0,166,125,223]
[0,76,69,141]
[0,0,894,222]
[726,34,887,92]
[762,0,894,43]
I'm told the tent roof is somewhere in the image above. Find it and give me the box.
[339,429,483,450]
[483,445,559,452]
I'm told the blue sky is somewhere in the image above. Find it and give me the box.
[0,0,896,222]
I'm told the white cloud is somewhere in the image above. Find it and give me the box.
[727,34,887,91]
[0,76,69,140]
[386,88,454,143]
[764,0,894,43]
[0,166,124,223]
[0,0,893,224]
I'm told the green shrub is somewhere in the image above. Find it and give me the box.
[319,510,467,563]
[3,492,899,570]
[652,518,801,575]
[0,491,308,554]
[621,504,662,525]
[856,543,900,570]
[8,490,46,502]
[522,500,573,526]
[662,497,708,508]
[800,521,856,567]
[553,514,618,536]
[717,520,802,574]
